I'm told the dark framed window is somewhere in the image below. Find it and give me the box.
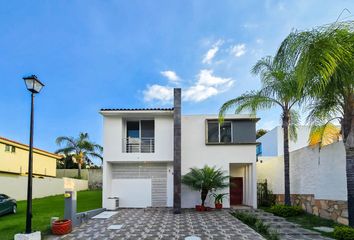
[206,120,232,143]
[5,144,10,152]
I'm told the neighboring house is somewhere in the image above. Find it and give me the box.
[257,127,348,225]
[257,126,312,156]
[0,137,61,177]
[100,89,259,210]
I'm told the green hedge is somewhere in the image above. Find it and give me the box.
[333,226,354,240]
[269,205,304,217]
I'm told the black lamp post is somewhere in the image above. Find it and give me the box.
[23,75,44,234]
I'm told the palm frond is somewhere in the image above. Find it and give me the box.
[218,91,280,123]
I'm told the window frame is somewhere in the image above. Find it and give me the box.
[5,144,10,152]
[206,120,233,144]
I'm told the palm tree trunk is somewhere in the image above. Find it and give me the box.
[283,114,291,206]
[201,189,208,206]
[78,163,82,179]
[346,145,354,227]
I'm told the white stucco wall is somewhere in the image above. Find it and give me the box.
[257,141,347,201]
[181,115,257,208]
[103,114,174,162]
[0,174,88,200]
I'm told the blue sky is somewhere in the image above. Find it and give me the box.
[0,0,352,164]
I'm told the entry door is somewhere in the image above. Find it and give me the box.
[230,177,243,205]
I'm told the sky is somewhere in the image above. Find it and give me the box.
[0,0,353,165]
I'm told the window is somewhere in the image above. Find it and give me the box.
[125,120,155,153]
[207,121,232,143]
[5,144,10,152]
[5,144,16,153]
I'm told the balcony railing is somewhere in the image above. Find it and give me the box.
[123,137,155,153]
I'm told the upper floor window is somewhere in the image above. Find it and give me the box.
[207,121,232,143]
[124,120,155,153]
[4,144,15,153]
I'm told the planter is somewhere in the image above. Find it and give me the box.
[52,219,72,235]
[215,203,223,209]
[195,205,206,211]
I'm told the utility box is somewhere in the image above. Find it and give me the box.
[107,197,119,210]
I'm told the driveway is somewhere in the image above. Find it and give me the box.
[47,208,264,240]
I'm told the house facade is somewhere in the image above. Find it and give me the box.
[101,89,259,210]
[0,137,61,177]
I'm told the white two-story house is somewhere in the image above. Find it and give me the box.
[100,89,259,210]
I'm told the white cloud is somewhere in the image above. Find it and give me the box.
[160,70,180,84]
[184,69,234,102]
[230,44,246,57]
[202,40,223,64]
[256,38,264,44]
[143,69,234,103]
[143,84,173,104]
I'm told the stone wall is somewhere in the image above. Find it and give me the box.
[57,169,102,189]
[275,194,348,225]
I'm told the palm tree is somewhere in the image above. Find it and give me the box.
[277,21,354,225]
[55,132,103,178]
[182,165,229,207]
[219,55,303,206]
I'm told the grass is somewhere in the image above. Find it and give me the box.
[261,207,341,239]
[0,190,102,240]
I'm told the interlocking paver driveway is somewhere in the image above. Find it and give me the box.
[47,208,264,240]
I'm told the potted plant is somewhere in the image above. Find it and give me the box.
[51,219,72,235]
[182,165,229,211]
[210,193,228,209]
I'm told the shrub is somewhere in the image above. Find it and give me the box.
[333,226,354,240]
[269,205,304,217]
[257,180,276,207]
[232,211,280,240]
[233,211,258,226]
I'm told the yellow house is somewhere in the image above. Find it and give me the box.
[0,137,61,177]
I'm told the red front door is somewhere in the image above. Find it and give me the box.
[230,177,243,205]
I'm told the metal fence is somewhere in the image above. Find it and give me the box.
[122,137,155,153]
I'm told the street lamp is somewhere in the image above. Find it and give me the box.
[23,75,44,234]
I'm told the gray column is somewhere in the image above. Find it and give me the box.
[173,88,181,214]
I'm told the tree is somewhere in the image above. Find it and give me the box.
[182,165,229,207]
[277,21,354,225]
[55,133,103,178]
[256,129,269,139]
[219,55,303,206]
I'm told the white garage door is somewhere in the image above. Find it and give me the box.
[111,179,152,208]
[112,163,167,207]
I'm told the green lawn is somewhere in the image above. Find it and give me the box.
[0,190,102,240]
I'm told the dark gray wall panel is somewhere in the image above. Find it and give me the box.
[232,120,256,143]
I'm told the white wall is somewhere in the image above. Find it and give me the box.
[0,174,88,200]
[111,179,152,207]
[257,141,347,200]
[103,115,173,162]
[258,126,312,156]
[181,115,257,208]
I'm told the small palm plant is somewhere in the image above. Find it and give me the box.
[182,165,229,208]
[210,193,228,209]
